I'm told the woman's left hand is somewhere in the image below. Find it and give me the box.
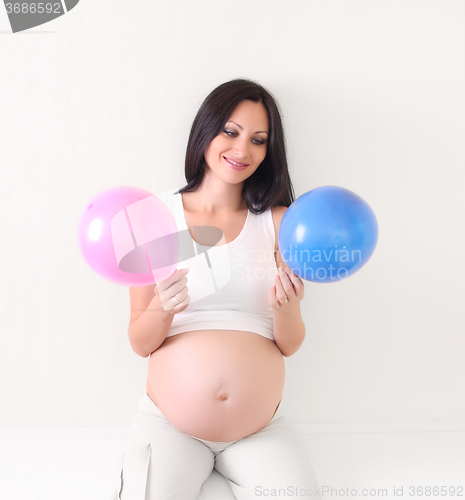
[269,266,305,313]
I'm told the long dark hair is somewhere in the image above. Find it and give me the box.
[176,79,295,214]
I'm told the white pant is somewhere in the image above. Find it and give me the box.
[114,393,321,499]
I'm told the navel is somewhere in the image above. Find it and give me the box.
[216,391,229,401]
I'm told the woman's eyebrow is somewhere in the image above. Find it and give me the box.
[227,120,268,135]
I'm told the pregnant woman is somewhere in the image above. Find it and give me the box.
[118,79,320,499]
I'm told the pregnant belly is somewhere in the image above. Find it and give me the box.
[146,330,285,442]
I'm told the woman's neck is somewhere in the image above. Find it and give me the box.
[184,178,246,215]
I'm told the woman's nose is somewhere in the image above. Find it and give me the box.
[232,138,249,159]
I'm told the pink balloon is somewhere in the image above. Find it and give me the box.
[77,186,179,286]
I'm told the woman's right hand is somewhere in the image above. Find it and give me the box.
[154,268,190,314]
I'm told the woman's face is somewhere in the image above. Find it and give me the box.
[204,99,269,183]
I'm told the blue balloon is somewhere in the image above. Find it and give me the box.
[278,186,379,283]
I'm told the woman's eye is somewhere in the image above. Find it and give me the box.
[224,129,266,145]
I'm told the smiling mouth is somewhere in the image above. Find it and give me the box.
[223,156,249,167]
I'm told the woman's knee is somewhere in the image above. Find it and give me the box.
[215,417,319,494]
[120,412,215,499]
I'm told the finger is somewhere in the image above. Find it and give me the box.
[277,268,295,297]
[286,268,305,297]
[161,276,187,300]
[172,293,190,313]
[162,301,176,312]
[170,270,189,287]
[177,286,188,302]
[285,267,301,284]
[274,273,288,303]
[158,268,189,293]
[179,294,190,309]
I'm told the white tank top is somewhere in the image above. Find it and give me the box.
[154,188,279,341]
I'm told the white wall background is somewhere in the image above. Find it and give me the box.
[0,0,463,428]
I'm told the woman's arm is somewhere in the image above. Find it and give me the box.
[273,301,306,357]
[128,285,174,358]
[271,206,306,357]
